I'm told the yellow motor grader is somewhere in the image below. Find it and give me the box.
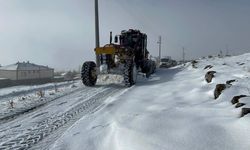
[81,29,156,87]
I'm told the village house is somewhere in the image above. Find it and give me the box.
[0,61,54,81]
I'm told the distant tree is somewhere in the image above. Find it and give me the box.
[218,50,223,58]
[63,71,77,81]
[72,70,78,76]
[54,71,64,76]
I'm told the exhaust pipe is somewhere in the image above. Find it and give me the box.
[110,31,112,44]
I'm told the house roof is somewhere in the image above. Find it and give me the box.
[0,62,53,71]
[0,64,18,70]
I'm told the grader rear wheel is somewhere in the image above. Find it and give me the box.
[81,61,97,86]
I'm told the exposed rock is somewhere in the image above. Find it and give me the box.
[205,71,216,83]
[204,65,213,70]
[235,103,245,108]
[231,95,247,104]
[236,62,245,66]
[191,60,198,64]
[49,92,55,95]
[241,108,250,117]
[226,79,236,85]
[71,84,77,88]
[214,84,226,99]
[191,60,198,68]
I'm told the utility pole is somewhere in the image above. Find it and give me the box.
[226,44,229,56]
[95,0,100,67]
[182,47,185,63]
[157,36,162,60]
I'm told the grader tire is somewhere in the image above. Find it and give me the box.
[124,60,137,87]
[81,61,97,86]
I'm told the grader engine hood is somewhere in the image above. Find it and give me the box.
[95,46,116,55]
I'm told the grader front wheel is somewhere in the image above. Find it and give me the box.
[124,60,137,87]
[81,61,97,86]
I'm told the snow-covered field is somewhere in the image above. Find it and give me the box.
[0,53,250,150]
[51,53,250,150]
[0,81,75,97]
[0,81,80,121]
[0,79,124,149]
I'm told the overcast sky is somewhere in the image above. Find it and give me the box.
[1,0,250,70]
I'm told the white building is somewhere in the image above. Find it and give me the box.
[0,61,54,80]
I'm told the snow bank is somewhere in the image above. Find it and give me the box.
[51,53,250,150]
[0,81,74,97]
[0,81,81,121]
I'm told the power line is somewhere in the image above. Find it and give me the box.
[226,44,229,56]
[182,47,185,63]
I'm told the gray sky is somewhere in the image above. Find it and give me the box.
[1,0,250,71]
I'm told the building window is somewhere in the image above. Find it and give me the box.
[21,72,27,77]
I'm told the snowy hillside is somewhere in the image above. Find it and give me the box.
[51,53,250,150]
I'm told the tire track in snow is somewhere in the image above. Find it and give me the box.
[0,86,83,122]
[0,82,74,101]
[0,86,100,144]
[0,87,93,145]
[0,86,123,150]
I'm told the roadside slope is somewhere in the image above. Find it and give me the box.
[51,54,250,150]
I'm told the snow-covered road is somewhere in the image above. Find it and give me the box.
[51,54,250,150]
[0,84,125,149]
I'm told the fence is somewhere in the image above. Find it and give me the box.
[0,77,65,89]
